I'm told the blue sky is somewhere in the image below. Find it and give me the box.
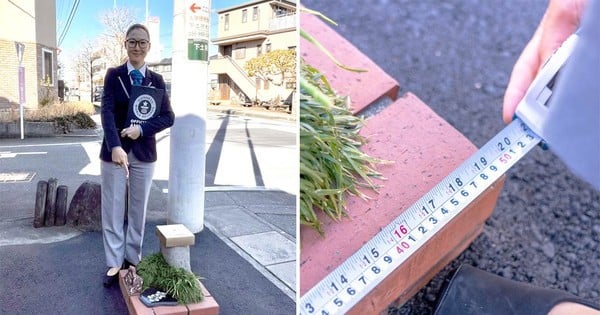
[56,0,242,59]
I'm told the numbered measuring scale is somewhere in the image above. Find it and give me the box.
[300,34,579,315]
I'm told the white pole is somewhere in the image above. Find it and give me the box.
[168,0,210,233]
[16,42,25,140]
[19,86,24,140]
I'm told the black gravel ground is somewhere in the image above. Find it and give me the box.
[300,1,600,313]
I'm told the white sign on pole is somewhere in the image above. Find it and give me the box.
[18,66,25,104]
[185,1,210,61]
[15,42,24,64]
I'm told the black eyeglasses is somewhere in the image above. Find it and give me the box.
[126,39,149,48]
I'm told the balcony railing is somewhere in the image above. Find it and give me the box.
[269,13,296,31]
[212,12,297,44]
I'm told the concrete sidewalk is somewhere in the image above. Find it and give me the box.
[0,107,297,314]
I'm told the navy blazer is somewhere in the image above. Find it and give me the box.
[100,63,174,163]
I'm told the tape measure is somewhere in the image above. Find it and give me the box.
[300,34,579,315]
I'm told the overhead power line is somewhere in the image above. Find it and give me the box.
[58,0,80,46]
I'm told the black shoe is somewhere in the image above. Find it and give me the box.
[103,269,119,288]
[122,259,136,270]
[434,265,600,315]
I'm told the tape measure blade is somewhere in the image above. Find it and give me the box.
[300,119,540,315]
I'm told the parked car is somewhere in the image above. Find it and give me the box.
[93,86,104,102]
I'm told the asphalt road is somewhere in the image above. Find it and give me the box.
[0,111,296,201]
[301,0,600,313]
[205,112,297,193]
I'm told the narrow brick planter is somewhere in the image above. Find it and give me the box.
[119,270,219,315]
[300,12,505,314]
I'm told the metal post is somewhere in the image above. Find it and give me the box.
[19,66,24,140]
[15,42,25,140]
[168,0,210,233]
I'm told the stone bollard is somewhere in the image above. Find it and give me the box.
[156,224,195,272]
[44,178,58,226]
[34,179,69,228]
[33,180,48,228]
[54,185,68,226]
[67,181,101,231]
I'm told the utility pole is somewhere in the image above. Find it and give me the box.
[145,0,149,24]
[168,0,210,233]
[89,55,99,102]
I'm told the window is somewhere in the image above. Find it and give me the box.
[257,45,262,56]
[242,9,247,23]
[266,43,272,53]
[42,48,54,86]
[273,6,288,17]
[263,78,269,90]
[224,14,229,30]
[235,46,246,59]
[252,6,258,20]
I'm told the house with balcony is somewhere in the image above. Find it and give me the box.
[210,0,296,105]
[148,57,173,96]
[0,0,58,110]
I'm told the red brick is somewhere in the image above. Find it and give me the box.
[300,94,504,313]
[186,296,219,315]
[119,270,150,315]
[197,281,212,297]
[152,305,188,315]
[300,11,399,114]
[130,296,155,315]
[186,281,220,315]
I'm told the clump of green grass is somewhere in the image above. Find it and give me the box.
[300,61,388,235]
[136,253,203,305]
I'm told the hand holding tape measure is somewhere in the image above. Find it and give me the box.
[300,33,583,315]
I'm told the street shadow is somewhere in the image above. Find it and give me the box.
[205,112,230,186]
[244,119,264,186]
[205,111,266,188]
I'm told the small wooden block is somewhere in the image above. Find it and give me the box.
[156,224,195,247]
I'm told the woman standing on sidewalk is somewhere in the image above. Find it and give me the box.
[99,23,174,287]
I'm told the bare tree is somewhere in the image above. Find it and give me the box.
[74,39,102,102]
[98,7,137,67]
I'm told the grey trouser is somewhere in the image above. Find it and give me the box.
[101,151,154,268]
